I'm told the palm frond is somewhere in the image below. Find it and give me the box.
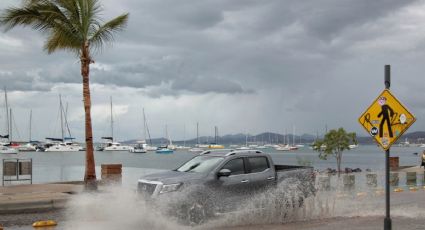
[89,13,129,51]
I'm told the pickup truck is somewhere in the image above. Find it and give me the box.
[137,149,315,225]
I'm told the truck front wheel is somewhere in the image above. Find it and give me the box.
[187,201,207,225]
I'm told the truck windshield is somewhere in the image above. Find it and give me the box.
[176,156,224,173]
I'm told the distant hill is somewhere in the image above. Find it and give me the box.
[122,131,425,146]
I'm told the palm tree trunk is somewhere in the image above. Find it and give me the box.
[81,41,97,190]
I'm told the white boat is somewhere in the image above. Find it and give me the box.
[17,142,37,152]
[100,97,131,151]
[145,145,157,151]
[256,145,268,149]
[129,142,147,153]
[276,144,291,151]
[176,145,190,150]
[349,144,359,149]
[104,142,131,151]
[419,144,425,148]
[236,146,251,150]
[0,145,18,154]
[44,95,83,152]
[189,147,204,153]
[45,141,81,152]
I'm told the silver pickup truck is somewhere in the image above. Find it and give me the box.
[138,149,315,225]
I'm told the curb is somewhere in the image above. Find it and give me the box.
[0,198,68,214]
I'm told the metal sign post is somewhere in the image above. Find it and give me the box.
[358,65,416,230]
[384,65,391,230]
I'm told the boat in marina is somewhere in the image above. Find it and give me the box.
[44,96,82,152]
[188,147,204,153]
[156,145,173,154]
[0,145,18,154]
[276,144,291,151]
[129,141,147,153]
[101,97,131,151]
[1,89,18,154]
[45,138,81,152]
[208,126,224,149]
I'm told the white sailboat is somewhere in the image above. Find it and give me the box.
[189,122,204,153]
[237,132,251,150]
[18,110,37,152]
[45,95,81,152]
[129,108,148,153]
[1,89,18,154]
[103,97,131,151]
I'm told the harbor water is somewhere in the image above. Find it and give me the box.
[0,145,423,187]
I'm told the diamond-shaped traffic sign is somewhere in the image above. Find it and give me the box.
[358,89,416,150]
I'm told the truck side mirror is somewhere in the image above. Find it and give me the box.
[218,169,231,177]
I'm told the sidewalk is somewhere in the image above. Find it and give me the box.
[0,183,83,214]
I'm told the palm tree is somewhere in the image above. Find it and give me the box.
[1,0,129,189]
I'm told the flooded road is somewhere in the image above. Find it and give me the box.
[2,184,424,230]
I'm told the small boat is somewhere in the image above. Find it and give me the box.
[276,144,291,151]
[236,146,251,150]
[129,142,147,153]
[156,146,174,154]
[0,145,18,154]
[349,144,358,149]
[103,142,131,151]
[208,144,225,149]
[44,139,81,152]
[189,147,204,153]
[145,145,157,151]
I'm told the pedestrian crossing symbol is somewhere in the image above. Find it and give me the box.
[358,89,416,150]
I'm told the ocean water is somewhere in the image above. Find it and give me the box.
[0,144,423,187]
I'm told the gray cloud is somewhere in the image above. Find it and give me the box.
[1,0,425,141]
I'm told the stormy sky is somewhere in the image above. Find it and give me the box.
[0,0,425,142]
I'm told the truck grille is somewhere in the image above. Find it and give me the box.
[138,182,157,196]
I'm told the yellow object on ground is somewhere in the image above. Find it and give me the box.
[32,220,57,227]
[393,188,403,192]
[409,187,418,192]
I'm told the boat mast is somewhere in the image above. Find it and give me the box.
[4,88,9,141]
[183,124,186,147]
[196,122,199,145]
[142,108,152,145]
[59,94,64,141]
[142,108,147,141]
[214,126,218,144]
[9,108,12,142]
[29,109,32,142]
[110,96,114,141]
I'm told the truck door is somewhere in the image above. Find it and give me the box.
[245,156,275,193]
[214,158,250,210]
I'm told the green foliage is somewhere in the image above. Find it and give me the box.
[313,128,357,160]
[313,128,357,175]
[0,0,129,55]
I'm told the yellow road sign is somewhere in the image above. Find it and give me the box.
[358,89,416,150]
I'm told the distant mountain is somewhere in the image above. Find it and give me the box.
[122,131,425,146]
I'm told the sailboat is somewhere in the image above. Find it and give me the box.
[1,89,18,154]
[189,122,204,153]
[156,125,174,154]
[208,126,224,149]
[129,108,148,153]
[236,132,251,150]
[276,129,290,151]
[17,109,37,152]
[103,97,131,151]
[45,95,81,152]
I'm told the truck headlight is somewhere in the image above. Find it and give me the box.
[160,183,182,194]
